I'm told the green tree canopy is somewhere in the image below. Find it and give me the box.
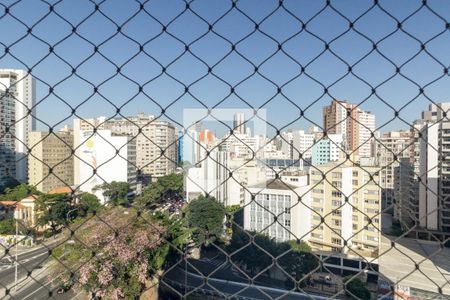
[78,193,101,216]
[344,277,371,300]
[0,219,15,235]
[35,193,72,233]
[135,173,183,207]
[185,195,224,246]
[0,218,29,235]
[0,184,39,201]
[93,181,130,206]
[229,230,278,275]
[278,240,319,283]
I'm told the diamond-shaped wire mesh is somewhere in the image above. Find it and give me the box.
[1,0,450,299]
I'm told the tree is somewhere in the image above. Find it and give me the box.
[0,183,39,201]
[135,173,183,207]
[0,218,28,235]
[78,193,101,216]
[344,277,371,300]
[35,193,72,233]
[50,208,167,299]
[278,240,319,284]
[93,181,130,206]
[185,195,225,246]
[229,230,277,276]
[0,219,15,235]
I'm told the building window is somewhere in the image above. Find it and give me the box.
[332,191,342,198]
[331,238,341,245]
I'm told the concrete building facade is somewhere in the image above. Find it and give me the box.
[244,174,311,242]
[323,100,375,158]
[280,130,315,161]
[0,69,36,183]
[73,115,176,185]
[74,129,136,204]
[28,129,74,193]
[309,161,381,257]
[376,130,412,216]
[311,134,344,166]
[0,88,16,187]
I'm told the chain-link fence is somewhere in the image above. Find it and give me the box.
[1,0,450,299]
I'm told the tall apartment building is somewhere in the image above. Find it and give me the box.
[280,130,315,161]
[400,104,444,231]
[376,131,412,216]
[234,113,246,135]
[218,132,264,160]
[417,103,450,234]
[244,173,311,242]
[0,89,16,187]
[309,160,381,257]
[402,119,429,228]
[394,157,413,226]
[186,145,267,206]
[73,114,177,184]
[74,129,136,204]
[28,128,74,193]
[108,114,177,180]
[323,100,376,158]
[0,69,36,182]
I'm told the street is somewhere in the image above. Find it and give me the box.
[163,266,331,300]
[0,240,80,300]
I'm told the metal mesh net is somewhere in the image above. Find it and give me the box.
[0,0,450,299]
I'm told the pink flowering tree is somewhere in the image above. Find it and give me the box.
[52,208,168,299]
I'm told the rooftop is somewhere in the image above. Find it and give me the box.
[0,201,26,209]
[48,186,74,194]
[250,179,298,191]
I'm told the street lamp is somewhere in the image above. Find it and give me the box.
[14,218,18,292]
[65,207,79,243]
[66,207,79,223]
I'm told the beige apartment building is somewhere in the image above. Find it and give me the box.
[28,129,74,193]
[376,130,412,216]
[309,160,381,257]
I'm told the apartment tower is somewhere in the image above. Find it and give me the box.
[323,100,375,158]
[28,128,74,193]
[0,69,36,182]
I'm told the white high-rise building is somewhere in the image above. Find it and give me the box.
[0,69,36,182]
[400,103,450,234]
[280,130,315,161]
[417,104,450,234]
[234,113,246,135]
[185,145,267,206]
[358,110,376,158]
[74,129,136,204]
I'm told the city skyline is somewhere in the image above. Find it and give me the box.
[2,1,450,299]
[1,0,449,134]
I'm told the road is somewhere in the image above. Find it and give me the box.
[0,240,80,299]
[163,266,331,300]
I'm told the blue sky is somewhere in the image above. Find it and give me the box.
[1,0,450,136]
